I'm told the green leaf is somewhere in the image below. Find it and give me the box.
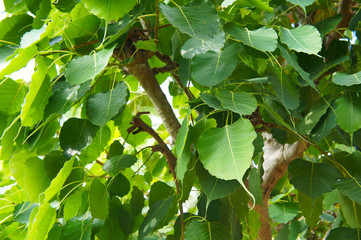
[298,191,323,228]
[13,202,38,224]
[350,9,361,31]
[310,107,337,142]
[108,173,130,197]
[327,227,361,240]
[20,25,47,48]
[24,156,50,202]
[224,23,277,52]
[191,43,239,87]
[287,0,316,11]
[268,202,299,223]
[215,89,257,115]
[200,93,225,110]
[0,45,37,79]
[332,71,361,86]
[268,68,300,110]
[181,31,226,59]
[139,196,177,240]
[185,220,231,240]
[59,118,99,158]
[278,44,315,89]
[26,203,56,240]
[288,159,341,199]
[64,191,82,222]
[89,179,109,219]
[196,162,240,207]
[334,177,361,205]
[86,82,128,126]
[297,97,330,135]
[175,113,191,181]
[160,1,220,40]
[198,118,256,185]
[130,186,144,217]
[248,168,263,205]
[134,39,157,52]
[82,0,136,21]
[338,192,361,228]
[335,91,361,135]
[0,78,27,114]
[63,14,100,40]
[65,46,115,85]
[62,215,92,240]
[44,158,75,202]
[102,154,138,174]
[279,26,322,55]
[21,57,53,127]
[43,151,67,179]
[149,181,174,208]
[314,15,342,38]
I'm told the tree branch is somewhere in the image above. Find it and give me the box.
[254,132,308,239]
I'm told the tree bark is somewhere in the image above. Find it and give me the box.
[255,132,307,239]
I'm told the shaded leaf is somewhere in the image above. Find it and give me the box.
[62,215,92,240]
[102,154,138,174]
[64,191,82,222]
[288,159,341,199]
[134,39,157,52]
[108,173,130,197]
[334,177,361,205]
[89,179,109,219]
[298,191,323,228]
[175,113,191,181]
[335,91,361,135]
[215,89,257,115]
[160,1,220,40]
[65,46,115,85]
[327,227,361,240]
[130,186,144,217]
[82,0,136,21]
[314,15,342,38]
[200,93,225,110]
[248,168,263,205]
[279,26,322,55]
[86,82,128,126]
[310,107,337,142]
[59,118,99,158]
[338,192,361,228]
[287,0,316,11]
[191,43,239,87]
[149,181,174,208]
[198,118,256,185]
[185,220,231,240]
[13,202,38,224]
[224,23,277,52]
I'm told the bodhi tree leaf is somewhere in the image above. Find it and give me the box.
[108,173,130,197]
[62,215,92,240]
[200,93,225,110]
[82,0,136,21]
[26,203,56,240]
[198,118,257,186]
[59,118,99,158]
[24,156,50,202]
[335,91,361,135]
[160,1,220,40]
[65,46,115,85]
[224,23,278,52]
[288,159,342,199]
[279,26,322,55]
[298,191,323,228]
[332,71,361,86]
[102,154,138,174]
[287,0,316,12]
[191,43,239,87]
[89,179,109,219]
[185,220,231,240]
[196,162,240,207]
[333,178,361,205]
[338,192,361,228]
[314,15,342,38]
[0,78,27,114]
[134,39,157,52]
[86,82,128,126]
[215,89,257,115]
[175,113,191,181]
[268,202,299,223]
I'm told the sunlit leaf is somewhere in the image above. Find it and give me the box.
[89,179,109,219]
[82,0,136,21]
[26,203,56,240]
[0,78,27,114]
[332,71,361,86]
[175,113,191,181]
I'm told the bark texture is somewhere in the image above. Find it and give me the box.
[255,132,307,239]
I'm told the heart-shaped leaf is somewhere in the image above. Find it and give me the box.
[335,91,361,135]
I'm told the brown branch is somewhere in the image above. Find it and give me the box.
[325,0,354,48]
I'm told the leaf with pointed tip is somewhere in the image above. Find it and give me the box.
[175,113,191,181]
[24,156,50,202]
[338,192,361,228]
[335,91,361,135]
[65,46,115,85]
[287,0,316,11]
[89,179,109,219]
[332,71,361,86]
[198,118,256,185]
[200,93,225,110]
[279,26,322,55]
[314,15,342,38]
[62,215,92,240]
[191,43,239,87]
[224,23,277,52]
[59,118,99,158]
[160,1,220,40]
[215,89,257,115]
[288,159,341,199]
[0,78,27,114]
[86,82,128,126]
[82,0,136,21]
[298,191,323,228]
[268,202,299,223]
[185,220,231,240]
[108,173,130,197]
